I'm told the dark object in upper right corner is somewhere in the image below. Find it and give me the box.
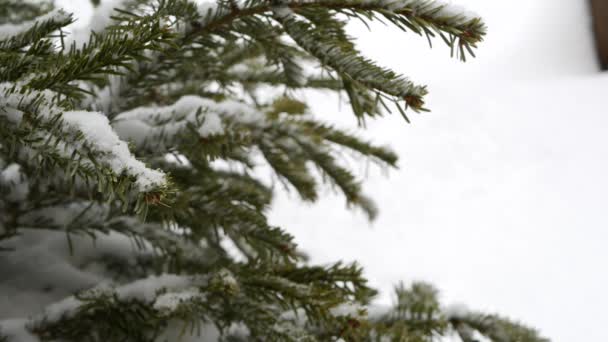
[590,0,608,70]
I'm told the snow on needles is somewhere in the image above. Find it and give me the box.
[355,0,478,22]
[0,82,60,124]
[61,111,166,191]
[112,95,265,151]
[0,319,38,342]
[433,0,479,21]
[0,8,71,41]
[443,303,470,318]
[33,274,195,324]
[17,201,109,227]
[0,272,217,342]
[0,83,164,192]
[66,0,129,46]
[197,0,220,17]
[153,288,202,311]
[0,164,29,202]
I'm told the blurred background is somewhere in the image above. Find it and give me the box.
[57,0,608,340]
[268,1,608,341]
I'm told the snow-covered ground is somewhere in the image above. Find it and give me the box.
[271,1,607,341]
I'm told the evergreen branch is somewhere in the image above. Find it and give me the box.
[111,94,395,218]
[275,262,376,303]
[374,282,447,339]
[258,138,318,201]
[185,0,485,51]
[125,0,484,118]
[288,0,486,60]
[26,273,215,341]
[224,68,344,89]
[368,283,551,342]
[180,0,484,117]
[293,135,378,219]
[18,264,369,341]
[149,160,297,262]
[447,311,550,342]
[0,8,72,51]
[300,120,399,166]
[255,115,395,219]
[112,95,263,153]
[25,4,176,98]
[0,0,53,24]
[276,9,428,115]
[108,216,220,271]
[0,52,48,83]
[0,84,168,214]
[106,0,486,122]
[0,3,547,342]
[6,201,214,268]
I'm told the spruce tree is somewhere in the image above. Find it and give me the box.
[0,0,548,341]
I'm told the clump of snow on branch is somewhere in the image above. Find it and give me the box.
[112,95,265,150]
[65,0,129,46]
[0,228,154,320]
[1,84,165,192]
[0,83,60,124]
[444,303,471,319]
[361,0,480,21]
[0,271,209,342]
[17,201,109,227]
[0,8,71,40]
[154,319,221,342]
[88,0,129,33]
[61,111,166,191]
[196,0,221,17]
[0,164,29,202]
[116,274,195,303]
[153,288,202,311]
[0,262,231,342]
[0,319,38,342]
[432,0,479,21]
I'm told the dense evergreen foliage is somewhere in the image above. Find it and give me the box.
[0,0,547,340]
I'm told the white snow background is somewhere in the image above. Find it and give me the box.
[18,0,608,341]
[270,1,607,341]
